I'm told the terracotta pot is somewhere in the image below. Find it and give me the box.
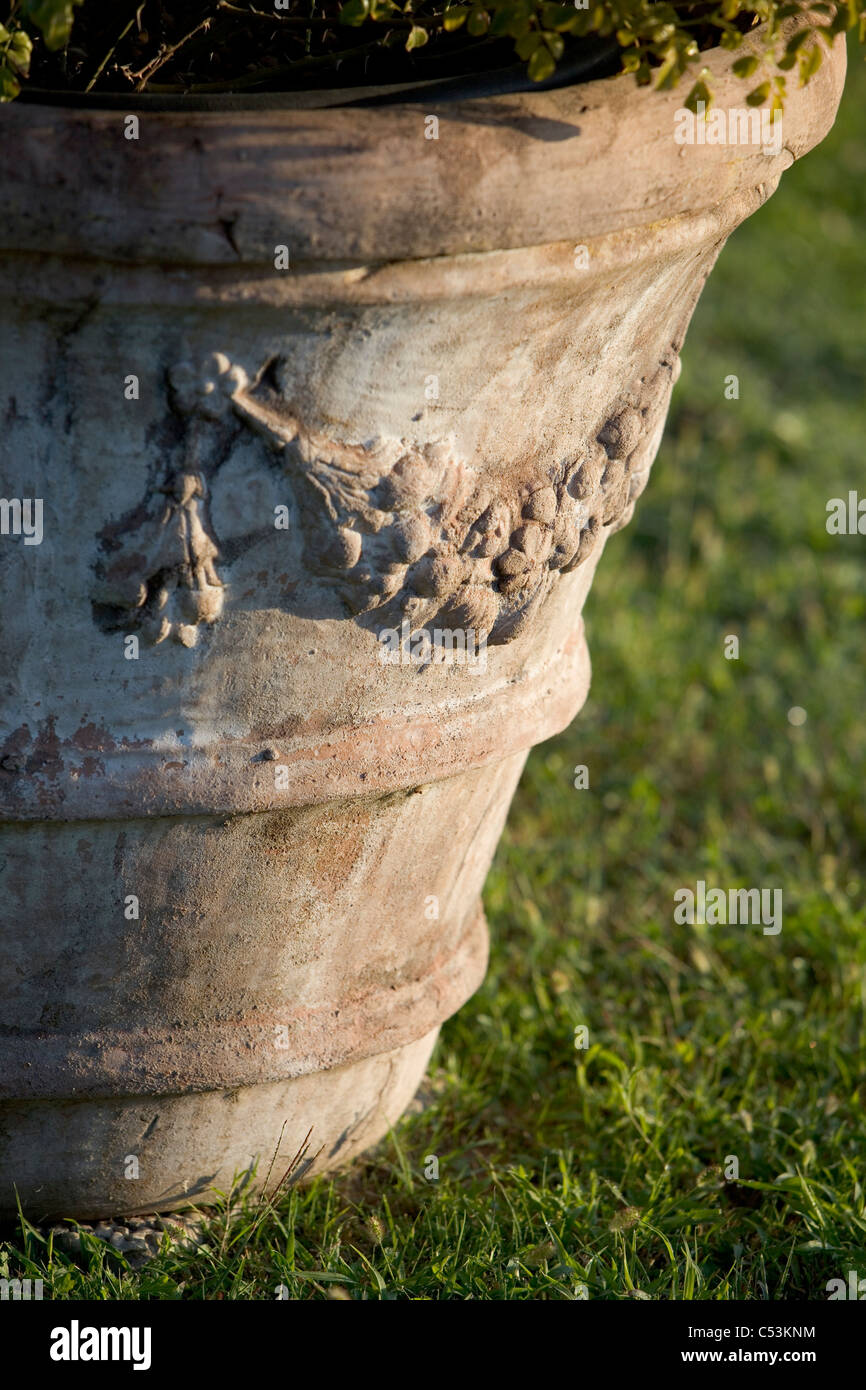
[0,21,845,1218]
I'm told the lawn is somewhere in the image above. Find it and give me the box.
[3,39,865,1302]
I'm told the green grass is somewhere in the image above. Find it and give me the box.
[4,43,865,1301]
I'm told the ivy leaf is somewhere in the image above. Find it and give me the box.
[0,61,21,101]
[684,75,712,113]
[745,80,771,105]
[784,27,813,55]
[20,0,82,51]
[516,31,542,59]
[8,31,33,74]
[541,3,579,31]
[405,23,429,49]
[546,31,564,60]
[443,5,468,30]
[798,42,823,84]
[339,0,369,26]
[731,53,760,78]
[490,8,530,38]
[528,45,556,81]
[654,47,682,90]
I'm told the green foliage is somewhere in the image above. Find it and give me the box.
[0,18,31,98]
[0,0,863,101]
[19,0,82,49]
[1,0,80,98]
[1,35,864,1304]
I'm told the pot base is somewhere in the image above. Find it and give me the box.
[0,1027,439,1221]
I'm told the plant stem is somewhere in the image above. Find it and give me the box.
[143,36,388,92]
[217,1,419,29]
[85,7,142,93]
[131,12,216,92]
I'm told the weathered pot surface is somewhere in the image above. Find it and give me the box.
[0,20,845,1218]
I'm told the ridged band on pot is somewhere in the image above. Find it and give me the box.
[0,19,846,1217]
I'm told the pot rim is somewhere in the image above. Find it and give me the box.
[14,38,621,111]
[0,15,847,268]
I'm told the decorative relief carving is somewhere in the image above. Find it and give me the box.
[92,471,223,648]
[92,349,679,648]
